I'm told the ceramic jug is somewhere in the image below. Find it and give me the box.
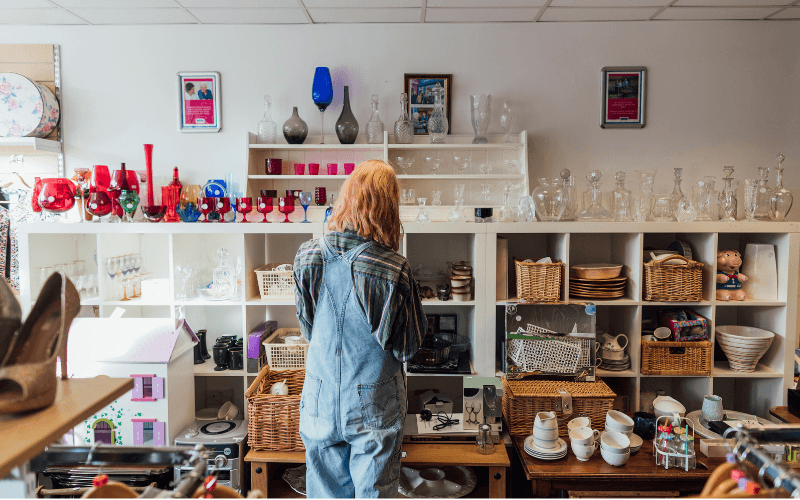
[601,333,628,351]
[653,395,686,425]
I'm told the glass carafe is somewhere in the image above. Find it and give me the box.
[693,176,716,221]
[720,166,738,222]
[366,94,384,144]
[470,94,491,144]
[578,170,612,221]
[532,178,566,222]
[754,167,771,220]
[415,198,431,223]
[499,184,515,222]
[668,168,686,220]
[560,169,577,221]
[257,95,277,144]
[769,153,793,221]
[393,93,413,144]
[427,84,448,144]
[500,101,514,143]
[613,171,631,222]
[448,184,468,223]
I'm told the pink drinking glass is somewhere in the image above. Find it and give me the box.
[257,197,273,223]
[308,163,320,175]
[344,163,356,175]
[237,197,253,222]
[215,197,231,223]
[326,163,338,175]
[294,163,305,175]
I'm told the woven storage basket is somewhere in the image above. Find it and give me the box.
[640,340,712,376]
[514,258,564,302]
[245,365,306,451]
[643,254,704,302]
[502,377,615,437]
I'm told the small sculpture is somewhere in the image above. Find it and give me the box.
[716,250,748,301]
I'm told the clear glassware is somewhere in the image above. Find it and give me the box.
[675,197,697,223]
[754,166,771,220]
[366,94,384,144]
[299,191,313,223]
[476,424,495,455]
[257,95,277,144]
[613,171,632,222]
[470,94,491,144]
[428,84,448,144]
[105,257,119,300]
[447,184,468,223]
[415,198,431,223]
[480,183,492,204]
[38,266,52,289]
[720,166,738,222]
[425,155,443,175]
[709,190,721,220]
[431,190,442,206]
[693,176,716,221]
[500,100,514,143]
[478,163,492,175]
[499,184,515,222]
[769,153,793,221]
[453,154,470,174]
[394,93,414,144]
[631,169,656,221]
[651,195,672,222]
[578,170,613,221]
[560,169,577,221]
[744,179,759,222]
[501,159,518,175]
[402,188,415,206]
[396,156,414,175]
[668,168,686,220]
[118,255,132,301]
[532,178,566,222]
[517,195,534,222]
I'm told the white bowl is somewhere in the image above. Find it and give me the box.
[600,442,629,455]
[600,430,630,452]
[601,446,630,466]
[716,325,776,340]
[628,433,643,452]
[450,276,471,288]
[606,410,634,430]
[567,416,591,430]
[605,425,632,438]
[452,292,471,302]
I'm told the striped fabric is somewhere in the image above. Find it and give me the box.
[294,230,426,362]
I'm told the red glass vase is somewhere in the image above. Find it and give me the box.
[162,185,181,222]
[38,178,76,213]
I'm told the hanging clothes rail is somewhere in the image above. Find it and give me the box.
[725,424,800,497]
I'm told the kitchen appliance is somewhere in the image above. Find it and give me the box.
[174,419,247,493]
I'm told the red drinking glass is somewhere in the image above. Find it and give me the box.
[265,158,282,175]
[326,163,338,175]
[344,163,356,175]
[162,185,181,222]
[198,197,215,223]
[257,197,273,223]
[126,171,140,193]
[215,197,231,223]
[315,187,327,206]
[308,163,320,175]
[294,163,305,175]
[236,197,253,223]
[279,196,295,223]
[86,191,112,219]
[38,178,76,213]
[91,165,111,192]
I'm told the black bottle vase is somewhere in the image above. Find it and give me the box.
[198,329,211,359]
[283,107,308,144]
[193,343,205,365]
[336,86,359,144]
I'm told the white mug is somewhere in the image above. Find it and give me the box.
[569,426,600,446]
[642,335,656,342]
[654,327,672,341]
[271,378,289,396]
[568,416,591,430]
[571,442,596,462]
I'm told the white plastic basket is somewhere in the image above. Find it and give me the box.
[262,328,309,370]
[255,264,295,300]
[506,338,581,374]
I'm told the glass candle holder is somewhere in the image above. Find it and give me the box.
[308,163,320,175]
[198,197,215,223]
[294,163,305,175]
[257,196,273,223]
[265,158,282,175]
[315,187,327,206]
[327,163,338,175]
[651,195,672,222]
[344,163,356,175]
[141,204,166,223]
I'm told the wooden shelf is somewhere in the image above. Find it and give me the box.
[0,377,133,478]
[713,361,783,378]
[422,298,475,306]
[194,362,246,377]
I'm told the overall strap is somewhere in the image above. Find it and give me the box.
[343,241,373,266]
[319,235,338,260]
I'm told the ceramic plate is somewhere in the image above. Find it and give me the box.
[398,466,477,498]
[524,435,568,455]
[569,275,627,283]
[282,465,306,496]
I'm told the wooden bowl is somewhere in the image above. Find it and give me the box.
[572,264,623,280]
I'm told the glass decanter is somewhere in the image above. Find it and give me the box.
[560,169,577,221]
[668,168,686,220]
[769,153,793,221]
[470,94,491,144]
[693,176,716,221]
[257,95,277,144]
[500,100,514,143]
[578,170,612,221]
[754,166,771,220]
[415,198,431,223]
[394,93,413,144]
[613,171,631,222]
[720,166,738,222]
[448,184,468,223]
[499,184,515,222]
[428,84,448,144]
[532,178,566,222]
[366,94,384,144]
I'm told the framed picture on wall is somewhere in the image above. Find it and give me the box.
[600,66,645,129]
[178,71,221,133]
[404,73,451,135]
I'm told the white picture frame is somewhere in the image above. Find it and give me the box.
[178,71,221,133]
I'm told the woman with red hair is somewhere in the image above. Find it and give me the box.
[294,159,426,498]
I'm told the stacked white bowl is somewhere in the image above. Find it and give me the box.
[605,410,634,437]
[600,430,630,466]
[715,325,775,372]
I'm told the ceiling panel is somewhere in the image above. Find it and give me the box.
[655,6,779,18]
[550,0,666,6]
[68,7,198,23]
[0,0,58,7]
[673,0,794,5]
[425,7,539,21]
[0,7,87,23]
[540,7,660,21]
[188,7,308,22]
[427,0,546,7]
[303,0,420,7]
[52,0,179,6]
[176,0,296,6]
[768,6,800,17]
[308,7,419,22]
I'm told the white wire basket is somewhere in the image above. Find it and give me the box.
[506,337,581,374]
[514,325,594,371]
[262,328,309,370]
[255,264,295,300]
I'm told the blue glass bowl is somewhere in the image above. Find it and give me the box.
[177,202,202,222]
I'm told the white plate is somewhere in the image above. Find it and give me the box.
[525,435,567,455]
[685,409,774,439]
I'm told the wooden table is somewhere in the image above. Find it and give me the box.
[770,406,800,424]
[245,442,510,498]
[0,377,134,479]
[511,435,725,498]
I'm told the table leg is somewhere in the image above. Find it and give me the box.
[250,461,270,497]
[488,466,506,498]
[531,479,552,498]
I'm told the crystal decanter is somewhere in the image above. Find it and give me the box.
[366,94,384,144]
[257,95,277,144]
[769,153,793,221]
[720,166,738,222]
[578,170,612,221]
[428,84,448,144]
[560,169,577,221]
[668,168,686,220]
[499,184,515,222]
[754,166,771,220]
[393,93,413,144]
[613,171,631,222]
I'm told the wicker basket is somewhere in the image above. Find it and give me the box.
[262,328,308,370]
[643,254,704,302]
[501,377,615,437]
[514,258,564,302]
[245,365,306,451]
[254,264,294,300]
[640,340,712,376]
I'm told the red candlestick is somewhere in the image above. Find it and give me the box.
[144,143,154,207]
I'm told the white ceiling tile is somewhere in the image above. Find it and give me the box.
[68,7,197,23]
[308,7,419,22]
[0,0,58,7]
[539,7,659,21]
[655,6,779,19]
[425,7,539,21]
[0,7,87,22]
[303,0,419,7]
[550,0,665,5]
[176,0,296,6]
[427,0,546,7]
[52,0,179,6]
[188,7,308,22]
[674,0,794,5]
[769,6,800,18]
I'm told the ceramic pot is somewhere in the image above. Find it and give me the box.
[283,107,308,144]
[702,395,723,422]
[335,86,359,144]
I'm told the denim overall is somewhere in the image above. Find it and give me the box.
[299,237,406,498]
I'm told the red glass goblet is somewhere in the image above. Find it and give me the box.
[86,191,112,220]
[257,197,273,223]
[315,187,327,206]
[279,196,295,223]
[38,178,76,213]
[237,197,253,223]
[91,164,111,192]
[215,197,231,223]
[198,197,215,223]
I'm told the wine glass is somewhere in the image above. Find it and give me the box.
[478,163,493,175]
[119,255,132,301]
[453,155,470,175]
[131,254,143,297]
[299,192,312,223]
[312,67,333,144]
[86,191,112,221]
[425,155,443,175]
[119,190,140,222]
[236,197,253,223]
[396,156,414,175]
[257,196,273,222]
[279,197,295,223]
[198,197,215,223]
[215,197,231,223]
[105,257,119,300]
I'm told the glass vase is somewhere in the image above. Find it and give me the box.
[428,84,448,144]
[500,100,514,143]
[335,86,359,144]
[769,153,793,221]
[366,94,384,144]
[283,107,308,145]
[693,176,715,221]
[470,94,491,144]
[532,178,566,222]
[394,93,414,144]
[744,179,759,222]
[754,167,771,220]
[257,95,277,144]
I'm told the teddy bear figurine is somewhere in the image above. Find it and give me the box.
[716,250,748,301]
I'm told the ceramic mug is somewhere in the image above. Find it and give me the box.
[568,416,591,430]
[642,335,656,342]
[702,394,724,422]
[654,327,672,341]
[569,426,600,446]
[571,442,596,462]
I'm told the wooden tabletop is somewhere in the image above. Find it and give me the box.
[246,441,510,468]
[770,406,800,424]
[0,377,134,479]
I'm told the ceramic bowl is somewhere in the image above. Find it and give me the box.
[716,325,776,341]
[605,425,632,438]
[451,265,473,276]
[218,401,239,420]
[601,446,630,466]
[628,433,643,452]
[451,285,470,293]
[567,416,591,430]
[571,442,595,462]
[453,292,471,302]
[606,410,634,431]
[572,264,623,280]
[600,430,630,452]
[450,276,471,288]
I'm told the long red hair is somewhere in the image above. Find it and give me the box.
[328,160,402,251]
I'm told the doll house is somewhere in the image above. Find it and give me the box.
[67,316,197,447]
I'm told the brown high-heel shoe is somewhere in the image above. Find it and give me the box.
[0,272,80,415]
[0,277,22,363]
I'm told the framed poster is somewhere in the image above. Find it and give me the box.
[600,66,645,129]
[404,73,451,135]
[178,71,221,133]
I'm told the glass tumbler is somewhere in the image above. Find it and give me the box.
[651,195,673,222]
[198,197,215,223]
[327,163,338,175]
[476,424,494,455]
[294,163,305,175]
[308,163,320,175]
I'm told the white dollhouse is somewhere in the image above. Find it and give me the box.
[67,316,197,447]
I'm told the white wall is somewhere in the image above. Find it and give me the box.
[1,22,798,214]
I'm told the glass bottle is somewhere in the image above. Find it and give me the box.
[394,93,414,144]
[754,166,771,220]
[415,198,431,223]
[366,94,384,144]
[578,170,612,221]
[613,171,631,222]
[560,169,577,221]
[257,95,277,144]
[769,153,793,221]
[170,166,183,200]
[499,184,515,222]
[500,101,514,143]
[532,178,566,222]
[720,166,738,221]
[428,84,448,144]
[668,168,685,220]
